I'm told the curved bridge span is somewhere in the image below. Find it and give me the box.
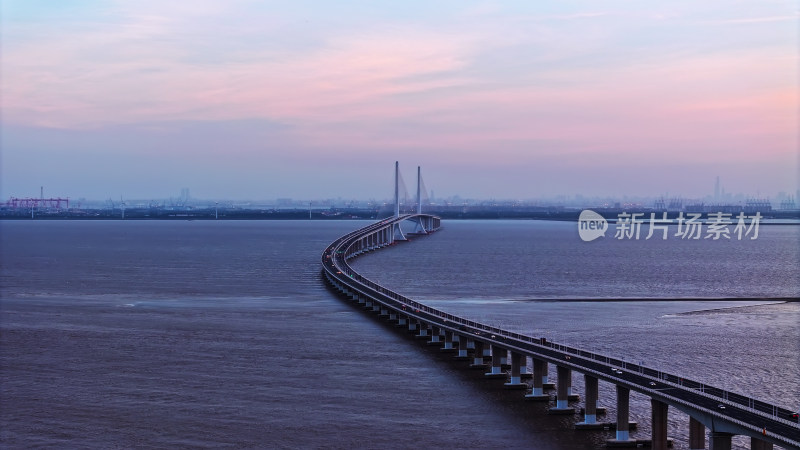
[322,216,799,450]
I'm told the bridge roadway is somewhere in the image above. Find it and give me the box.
[322,214,800,449]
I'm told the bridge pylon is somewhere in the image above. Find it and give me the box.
[392,161,408,240]
[411,165,428,235]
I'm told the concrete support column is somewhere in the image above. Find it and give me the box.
[455,336,469,359]
[397,315,407,327]
[550,366,574,412]
[485,345,505,378]
[542,361,554,389]
[750,437,773,450]
[708,432,733,450]
[416,323,429,338]
[407,319,417,332]
[582,375,598,424]
[504,352,526,389]
[509,352,521,384]
[651,398,669,450]
[471,341,486,368]
[519,354,531,378]
[466,338,475,350]
[613,386,631,442]
[566,370,578,400]
[441,330,455,350]
[688,416,705,450]
[428,326,441,344]
[526,358,549,400]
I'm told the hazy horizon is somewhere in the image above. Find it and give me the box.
[2,1,797,201]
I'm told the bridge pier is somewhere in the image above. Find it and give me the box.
[566,371,579,401]
[709,431,733,450]
[427,326,441,345]
[526,358,549,400]
[651,399,669,450]
[441,330,456,352]
[607,385,634,446]
[688,416,705,450]
[485,345,506,378]
[541,361,554,389]
[504,352,527,389]
[519,355,532,379]
[470,341,487,369]
[550,366,575,413]
[454,336,470,360]
[407,319,417,333]
[416,323,430,339]
[577,375,599,425]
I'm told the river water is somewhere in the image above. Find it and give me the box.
[1,220,797,449]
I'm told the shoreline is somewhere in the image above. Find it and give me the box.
[1,213,799,223]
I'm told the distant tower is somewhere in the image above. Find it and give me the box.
[416,166,422,214]
[714,176,720,201]
[394,161,400,218]
[392,161,406,240]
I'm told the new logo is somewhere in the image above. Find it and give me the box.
[578,210,608,242]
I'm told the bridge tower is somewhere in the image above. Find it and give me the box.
[413,165,428,234]
[394,161,400,219]
[416,165,422,215]
[393,161,406,240]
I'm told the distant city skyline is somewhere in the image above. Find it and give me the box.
[1,1,797,201]
[5,173,797,207]
[34,179,797,209]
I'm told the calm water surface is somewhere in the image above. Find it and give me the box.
[1,220,798,449]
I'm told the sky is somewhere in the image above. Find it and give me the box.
[1,0,798,202]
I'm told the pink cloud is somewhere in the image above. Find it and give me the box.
[1,2,796,174]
